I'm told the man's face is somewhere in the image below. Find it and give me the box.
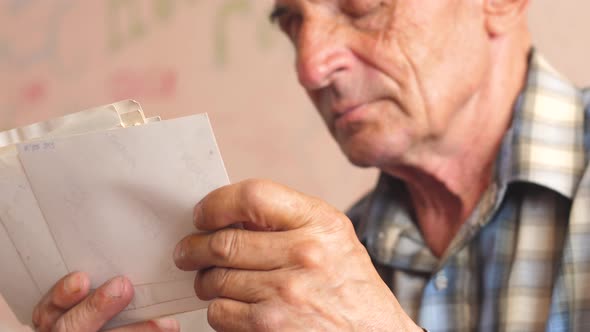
[272,0,491,168]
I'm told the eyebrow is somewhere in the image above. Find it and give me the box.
[269,5,290,23]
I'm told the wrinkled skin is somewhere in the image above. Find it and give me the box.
[34,0,529,331]
[174,180,421,331]
[276,0,490,169]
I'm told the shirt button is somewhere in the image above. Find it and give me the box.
[435,272,448,291]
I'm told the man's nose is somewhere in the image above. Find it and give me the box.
[295,21,350,91]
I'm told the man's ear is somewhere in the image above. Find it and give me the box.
[484,0,530,36]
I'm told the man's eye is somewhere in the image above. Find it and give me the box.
[348,2,387,30]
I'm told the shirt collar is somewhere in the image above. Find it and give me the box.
[498,50,588,198]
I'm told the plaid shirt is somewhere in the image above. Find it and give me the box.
[348,51,590,332]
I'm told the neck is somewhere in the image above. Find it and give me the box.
[387,28,531,257]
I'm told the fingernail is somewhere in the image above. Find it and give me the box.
[154,317,180,331]
[64,274,81,294]
[105,276,125,298]
[173,243,184,261]
[193,201,203,228]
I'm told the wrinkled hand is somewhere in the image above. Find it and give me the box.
[32,272,179,332]
[174,180,421,331]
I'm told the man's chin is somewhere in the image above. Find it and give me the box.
[339,143,385,169]
[337,134,409,170]
[346,156,374,168]
[332,118,415,169]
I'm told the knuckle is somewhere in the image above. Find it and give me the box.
[341,216,357,235]
[277,276,306,306]
[325,210,353,232]
[303,197,352,232]
[336,213,354,230]
[209,229,238,262]
[240,179,272,207]
[290,240,325,269]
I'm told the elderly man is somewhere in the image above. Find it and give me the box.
[32,0,589,331]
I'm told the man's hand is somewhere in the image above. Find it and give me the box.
[174,179,422,331]
[32,272,179,332]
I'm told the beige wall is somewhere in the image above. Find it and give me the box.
[530,0,590,86]
[0,1,587,211]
